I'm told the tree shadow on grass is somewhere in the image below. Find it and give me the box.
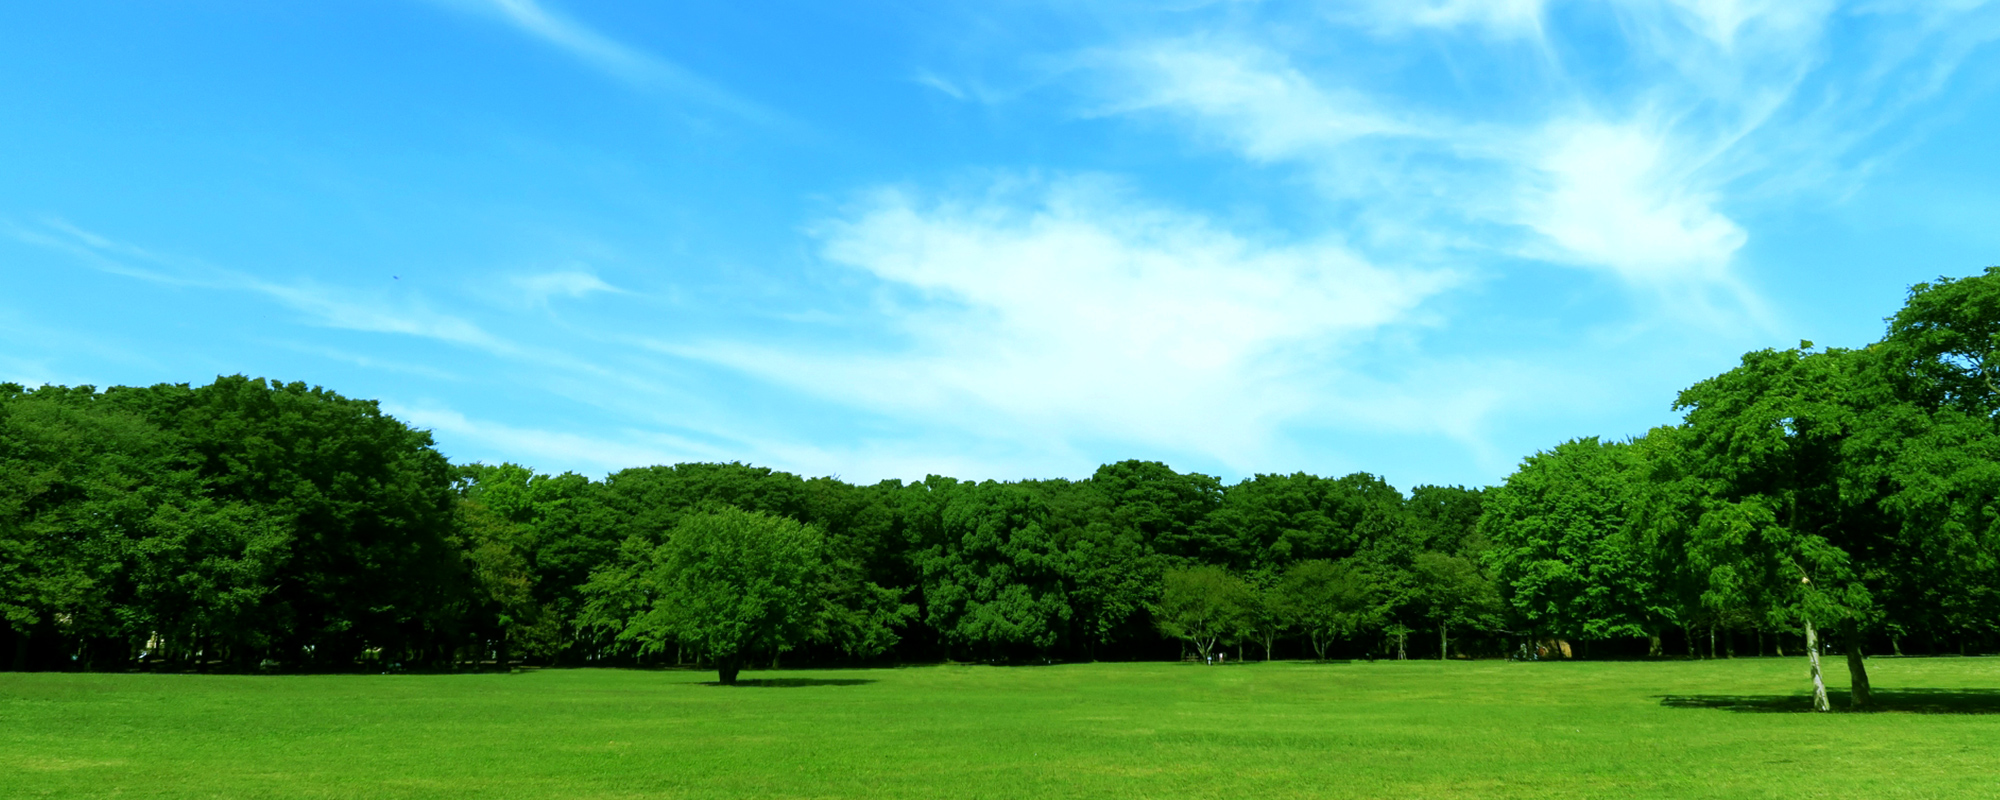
[1659,688,2000,714]
[695,678,877,688]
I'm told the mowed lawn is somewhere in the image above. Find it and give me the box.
[5,657,1999,799]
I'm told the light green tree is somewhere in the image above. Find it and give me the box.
[586,506,823,684]
[1155,566,1246,662]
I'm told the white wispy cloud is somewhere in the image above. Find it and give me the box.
[433,0,786,126]
[912,70,969,100]
[666,176,1455,470]
[386,402,716,476]
[1086,39,1430,162]
[1519,116,1748,287]
[1084,38,1769,298]
[270,342,465,382]
[1340,0,1551,38]
[510,269,619,305]
[1071,1,1995,315]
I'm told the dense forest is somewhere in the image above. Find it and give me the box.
[7,270,2000,701]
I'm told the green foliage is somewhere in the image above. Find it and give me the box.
[1,377,460,670]
[1482,437,1668,641]
[586,506,825,683]
[1091,460,1224,563]
[452,463,610,661]
[1409,550,1502,656]
[1154,565,1246,660]
[910,480,1077,659]
[1278,558,1383,659]
[1200,472,1395,572]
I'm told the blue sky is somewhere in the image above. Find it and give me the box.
[5,1,2000,489]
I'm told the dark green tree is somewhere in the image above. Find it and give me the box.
[909,480,1075,660]
[1278,558,1382,660]
[139,376,465,667]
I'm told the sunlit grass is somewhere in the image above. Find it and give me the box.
[5,656,1999,798]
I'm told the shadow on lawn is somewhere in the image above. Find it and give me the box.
[696,678,877,688]
[1659,688,2000,714]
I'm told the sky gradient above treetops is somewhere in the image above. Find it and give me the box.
[5,1,2000,488]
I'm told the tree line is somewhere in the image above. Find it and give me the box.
[6,270,2000,704]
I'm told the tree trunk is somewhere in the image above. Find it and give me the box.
[1891,634,1903,657]
[717,656,741,685]
[1842,619,1871,710]
[1804,618,1831,712]
[1396,632,1406,660]
[1708,624,1717,660]
[1648,634,1663,657]
[1439,625,1448,661]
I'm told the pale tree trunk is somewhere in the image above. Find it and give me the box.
[1842,618,1872,710]
[1439,625,1448,661]
[1805,618,1831,712]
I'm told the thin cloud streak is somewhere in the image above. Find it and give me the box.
[8,218,524,356]
[438,0,790,127]
[270,342,466,382]
[387,402,718,476]
[509,269,621,307]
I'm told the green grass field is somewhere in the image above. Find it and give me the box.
[5,657,1999,799]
